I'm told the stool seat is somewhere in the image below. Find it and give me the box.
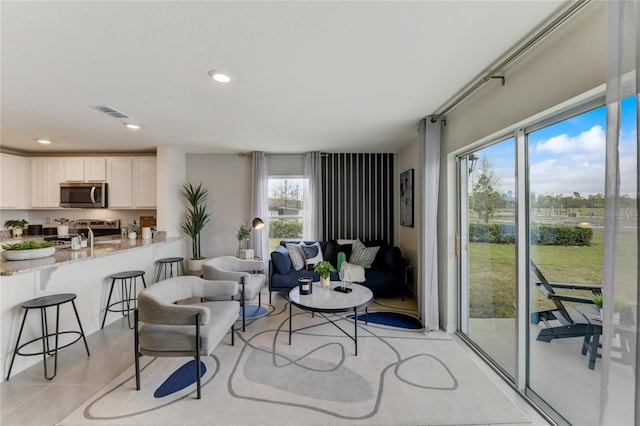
[102,271,147,329]
[110,270,146,280]
[157,257,184,263]
[154,257,185,282]
[22,293,77,309]
[7,293,90,381]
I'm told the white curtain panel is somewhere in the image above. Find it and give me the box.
[602,1,638,424]
[419,117,441,331]
[303,152,324,240]
[251,152,269,264]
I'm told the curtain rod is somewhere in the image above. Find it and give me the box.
[238,152,330,157]
[430,0,591,122]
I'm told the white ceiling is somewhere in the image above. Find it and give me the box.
[1,1,567,155]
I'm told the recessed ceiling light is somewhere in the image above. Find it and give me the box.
[125,123,140,130]
[208,69,231,83]
[37,139,51,144]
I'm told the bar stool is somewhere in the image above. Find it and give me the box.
[6,293,90,380]
[154,257,186,282]
[102,270,147,329]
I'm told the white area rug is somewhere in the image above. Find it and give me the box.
[59,295,529,425]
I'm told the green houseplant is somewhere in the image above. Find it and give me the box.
[125,221,139,239]
[236,224,251,257]
[1,240,55,260]
[4,219,28,237]
[180,182,212,272]
[314,260,336,288]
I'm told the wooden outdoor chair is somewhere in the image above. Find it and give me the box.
[530,260,602,342]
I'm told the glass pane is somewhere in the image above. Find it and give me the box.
[268,178,305,251]
[527,105,606,424]
[461,138,516,379]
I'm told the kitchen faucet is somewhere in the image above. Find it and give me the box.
[87,226,94,248]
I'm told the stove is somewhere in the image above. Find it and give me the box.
[44,219,121,246]
[75,219,121,237]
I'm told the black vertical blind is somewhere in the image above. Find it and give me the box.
[322,153,394,243]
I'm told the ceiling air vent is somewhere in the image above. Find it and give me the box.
[90,105,131,119]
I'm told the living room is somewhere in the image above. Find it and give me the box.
[2,1,638,425]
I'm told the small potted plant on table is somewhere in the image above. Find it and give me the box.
[314,261,336,288]
[125,221,139,240]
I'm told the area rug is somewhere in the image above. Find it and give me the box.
[59,296,529,426]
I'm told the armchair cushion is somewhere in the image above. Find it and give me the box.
[136,276,240,357]
[202,256,266,302]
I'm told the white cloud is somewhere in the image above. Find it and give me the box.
[535,125,605,154]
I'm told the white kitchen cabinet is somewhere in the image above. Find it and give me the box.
[107,157,157,209]
[63,157,107,182]
[31,158,62,208]
[106,158,133,208]
[0,153,28,209]
[133,157,157,208]
[84,158,107,181]
[62,158,84,181]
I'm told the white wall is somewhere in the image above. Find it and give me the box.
[185,154,252,258]
[156,146,186,238]
[437,1,606,332]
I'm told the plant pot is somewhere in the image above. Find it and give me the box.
[56,225,69,236]
[188,258,207,275]
[320,276,330,288]
[11,228,23,238]
[128,232,137,240]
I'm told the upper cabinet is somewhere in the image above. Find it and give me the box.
[0,153,28,209]
[62,157,107,182]
[31,158,63,208]
[132,157,157,209]
[107,157,156,209]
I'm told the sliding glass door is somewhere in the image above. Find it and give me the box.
[459,138,516,380]
[457,99,633,424]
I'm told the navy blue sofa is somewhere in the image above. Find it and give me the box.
[268,239,405,302]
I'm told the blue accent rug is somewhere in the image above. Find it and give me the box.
[351,312,423,329]
[241,304,267,318]
[154,360,206,398]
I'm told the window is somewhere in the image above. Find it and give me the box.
[268,177,308,251]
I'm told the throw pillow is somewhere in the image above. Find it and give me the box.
[349,239,379,268]
[299,242,323,267]
[341,261,366,283]
[286,243,306,270]
[271,245,292,274]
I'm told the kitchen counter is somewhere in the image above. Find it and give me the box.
[0,235,181,276]
[0,234,186,381]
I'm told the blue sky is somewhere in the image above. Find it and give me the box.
[474,96,637,197]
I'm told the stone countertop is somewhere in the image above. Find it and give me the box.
[0,235,183,276]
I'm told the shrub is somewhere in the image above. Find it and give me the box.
[269,219,303,239]
[468,223,592,246]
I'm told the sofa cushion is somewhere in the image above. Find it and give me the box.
[350,240,379,268]
[271,245,291,275]
[286,243,306,270]
[324,239,353,268]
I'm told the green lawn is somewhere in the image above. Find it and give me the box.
[468,228,619,318]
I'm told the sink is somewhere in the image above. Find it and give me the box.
[94,239,122,246]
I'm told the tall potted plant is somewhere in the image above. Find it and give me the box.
[180,182,212,273]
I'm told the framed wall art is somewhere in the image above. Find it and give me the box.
[400,169,414,227]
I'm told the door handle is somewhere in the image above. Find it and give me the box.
[90,186,96,203]
[455,233,460,258]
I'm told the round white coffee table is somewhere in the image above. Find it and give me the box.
[288,281,373,355]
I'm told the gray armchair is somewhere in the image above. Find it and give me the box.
[202,256,266,331]
[134,275,239,399]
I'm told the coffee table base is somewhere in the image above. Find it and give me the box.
[288,304,368,355]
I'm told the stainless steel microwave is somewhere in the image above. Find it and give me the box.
[59,182,108,208]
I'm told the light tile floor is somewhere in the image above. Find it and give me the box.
[1,301,552,426]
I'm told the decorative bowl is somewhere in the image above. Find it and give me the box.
[1,247,56,261]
